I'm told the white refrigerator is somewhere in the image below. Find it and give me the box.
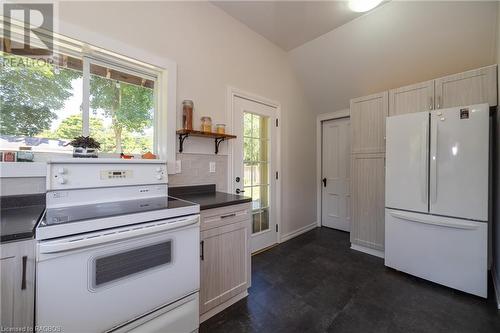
[385,103,489,298]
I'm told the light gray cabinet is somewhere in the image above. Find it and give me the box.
[389,80,435,116]
[0,240,35,330]
[435,65,497,109]
[389,65,497,117]
[350,92,388,252]
[350,153,385,251]
[199,203,251,323]
[350,91,388,154]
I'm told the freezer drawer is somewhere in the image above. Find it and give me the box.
[385,209,487,298]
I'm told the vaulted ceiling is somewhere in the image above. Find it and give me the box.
[289,1,498,113]
[212,1,364,51]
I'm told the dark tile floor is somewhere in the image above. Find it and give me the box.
[200,227,500,333]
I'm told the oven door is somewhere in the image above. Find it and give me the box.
[36,215,200,333]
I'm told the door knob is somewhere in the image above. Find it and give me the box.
[236,188,245,194]
[322,178,327,187]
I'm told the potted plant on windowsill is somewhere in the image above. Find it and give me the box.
[67,136,101,158]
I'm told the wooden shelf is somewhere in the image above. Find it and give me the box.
[176,129,237,154]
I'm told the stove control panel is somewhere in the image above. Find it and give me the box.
[47,159,167,190]
[101,170,133,180]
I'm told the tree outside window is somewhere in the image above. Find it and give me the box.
[0,50,156,154]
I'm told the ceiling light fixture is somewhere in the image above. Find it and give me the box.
[348,0,383,13]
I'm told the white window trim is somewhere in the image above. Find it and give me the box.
[2,16,178,174]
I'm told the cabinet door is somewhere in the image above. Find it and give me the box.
[350,92,388,154]
[0,240,35,330]
[350,153,385,251]
[389,80,434,116]
[200,220,250,315]
[435,65,497,109]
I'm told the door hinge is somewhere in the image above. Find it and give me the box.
[275,118,279,127]
[275,224,278,232]
[276,171,279,180]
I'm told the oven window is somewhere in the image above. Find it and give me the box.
[93,240,172,287]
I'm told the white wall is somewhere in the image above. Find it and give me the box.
[57,1,316,237]
[290,1,498,113]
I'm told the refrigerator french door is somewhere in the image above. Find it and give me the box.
[385,103,489,298]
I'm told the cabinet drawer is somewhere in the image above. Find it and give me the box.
[200,203,252,231]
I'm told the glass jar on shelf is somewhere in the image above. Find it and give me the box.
[200,116,212,132]
[182,100,194,130]
[215,124,226,134]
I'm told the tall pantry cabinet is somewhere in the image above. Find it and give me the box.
[349,64,497,256]
[350,92,388,252]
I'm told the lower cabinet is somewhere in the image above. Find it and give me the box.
[0,239,35,330]
[199,203,251,322]
[350,153,386,252]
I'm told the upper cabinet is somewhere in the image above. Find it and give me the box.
[435,65,497,109]
[389,80,434,116]
[389,65,497,117]
[350,92,389,154]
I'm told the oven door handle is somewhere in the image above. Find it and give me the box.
[39,215,200,254]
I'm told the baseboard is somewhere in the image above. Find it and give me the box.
[492,267,500,310]
[200,290,248,323]
[280,222,317,243]
[351,243,385,259]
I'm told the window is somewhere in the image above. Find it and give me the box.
[243,112,270,234]
[1,36,159,155]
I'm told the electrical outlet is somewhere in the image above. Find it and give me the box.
[175,160,182,173]
[209,162,216,173]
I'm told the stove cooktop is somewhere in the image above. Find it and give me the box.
[43,196,197,226]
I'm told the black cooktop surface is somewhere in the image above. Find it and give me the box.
[44,196,197,226]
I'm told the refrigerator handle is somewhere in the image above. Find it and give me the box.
[420,122,428,204]
[388,211,479,230]
[430,118,438,204]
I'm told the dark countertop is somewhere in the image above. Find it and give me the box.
[170,184,251,210]
[1,194,45,243]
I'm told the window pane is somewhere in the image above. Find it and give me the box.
[1,52,83,153]
[244,137,252,161]
[244,113,252,137]
[252,114,260,137]
[261,208,269,231]
[252,139,260,162]
[255,162,269,185]
[244,163,252,187]
[252,164,261,185]
[260,185,269,208]
[252,186,261,210]
[252,212,261,234]
[89,63,154,154]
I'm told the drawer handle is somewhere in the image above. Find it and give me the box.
[21,256,27,290]
[220,213,236,219]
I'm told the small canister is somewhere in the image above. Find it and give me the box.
[201,116,212,132]
[182,100,194,130]
[215,124,226,134]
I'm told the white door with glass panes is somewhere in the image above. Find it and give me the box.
[233,96,278,253]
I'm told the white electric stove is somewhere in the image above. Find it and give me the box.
[36,158,200,333]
